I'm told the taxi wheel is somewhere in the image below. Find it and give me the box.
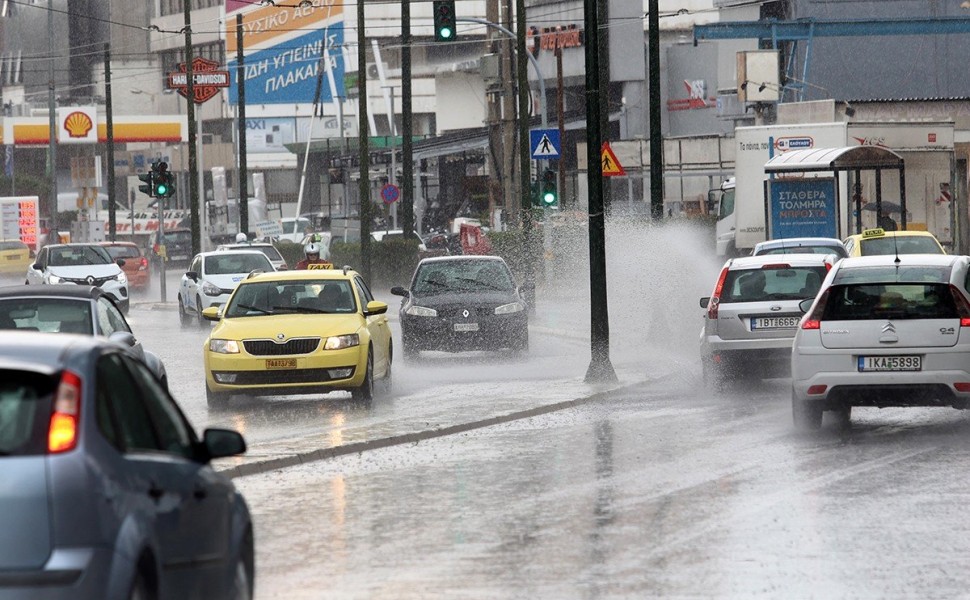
[352,351,374,403]
[206,386,230,408]
[178,296,191,327]
[380,350,393,396]
[792,390,822,431]
[196,296,207,328]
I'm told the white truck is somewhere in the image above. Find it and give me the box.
[714,121,955,256]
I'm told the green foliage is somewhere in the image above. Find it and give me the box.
[484,229,529,282]
[273,241,305,267]
[330,238,422,287]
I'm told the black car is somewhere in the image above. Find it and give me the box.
[0,285,169,388]
[153,228,193,267]
[391,256,529,358]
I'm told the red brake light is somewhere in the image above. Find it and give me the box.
[140,257,148,269]
[761,263,791,270]
[824,261,833,272]
[48,371,81,453]
[708,267,729,320]
[949,285,970,327]
[801,288,831,330]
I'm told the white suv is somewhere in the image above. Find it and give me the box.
[178,250,273,326]
[25,244,129,313]
[699,254,835,386]
[791,254,970,430]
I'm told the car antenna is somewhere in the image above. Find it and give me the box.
[892,226,901,265]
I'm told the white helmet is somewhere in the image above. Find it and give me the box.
[235,232,248,243]
[305,242,321,257]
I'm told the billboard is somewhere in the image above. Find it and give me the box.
[0,196,39,250]
[226,0,345,105]
[767,178,838,240]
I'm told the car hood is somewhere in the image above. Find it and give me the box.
[409,289,520,309]
[47,264,121,278]
[213,312,363,340]
[204,273,251,290]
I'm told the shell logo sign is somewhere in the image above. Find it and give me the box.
[57,106,98,144]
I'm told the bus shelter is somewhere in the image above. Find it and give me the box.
[764,145,906,235]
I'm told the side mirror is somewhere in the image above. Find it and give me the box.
[185,271,199,282]
[31,263,41,271]
[108,331,137,347]
[364,300,388,316]
[202,306,221,321]
[798,298,814,314]
[202,428,247,461]
[699,297,710,309]
[390,286,409,297]
[116,258,126,267]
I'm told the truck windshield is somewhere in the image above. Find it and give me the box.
[718,188,735,219]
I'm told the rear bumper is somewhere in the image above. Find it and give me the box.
[701,335,794,375]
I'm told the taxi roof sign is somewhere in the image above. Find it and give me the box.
[862,228,886,238]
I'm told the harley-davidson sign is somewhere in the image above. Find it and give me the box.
[167,57,230,105]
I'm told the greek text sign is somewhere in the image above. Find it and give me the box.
[768,178,838,240]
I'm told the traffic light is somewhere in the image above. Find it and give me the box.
[540,169,558,207]
[433,1,457,42]
[152,161,176,199]
[138,170,155,198]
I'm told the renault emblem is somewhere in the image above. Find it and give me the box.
[462,309,470,318]
[86,276,95,285]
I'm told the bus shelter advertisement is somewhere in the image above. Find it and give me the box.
[768,179,837,240]
[0,196,39,251]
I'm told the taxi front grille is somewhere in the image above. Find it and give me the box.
[215,368,342,385]
[243,337,320,356]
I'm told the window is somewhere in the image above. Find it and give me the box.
[354,276,374,305]
[122,355,196,460]
[96,297,130,336]
[0,298,92,334]
[205,253,271,275]
[97,354,159,453]
[822,283,958,320]
[721,267,829,303]
[0,370,54,456]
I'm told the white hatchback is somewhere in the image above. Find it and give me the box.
[791,254,970,430]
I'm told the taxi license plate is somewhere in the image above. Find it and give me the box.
[454,323,479,332]
[858,355,922,372]
[751,316,800,330]
[5,255,18,260]
[265,358,297,369]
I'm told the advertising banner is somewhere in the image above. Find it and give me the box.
[768,178,838,240]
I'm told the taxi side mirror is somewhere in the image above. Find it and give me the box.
[202,306,221,321]
[363,300,388,316]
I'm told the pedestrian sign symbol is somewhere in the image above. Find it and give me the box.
[601,142,625,176]
[530,129,561,160]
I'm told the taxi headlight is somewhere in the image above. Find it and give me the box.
[405,305,437,317]
[495,301,525,315]
[324,334,359,350]
[202,281,222,297]
[209,339,240,354]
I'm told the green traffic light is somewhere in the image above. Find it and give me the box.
[156,183,168,196]
[542,192,556,206]
[440,27,453,39]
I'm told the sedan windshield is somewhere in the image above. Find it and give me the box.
[205,253,271,275]
[414,261,514,294]
[225,280,356,317]
[48,245,111,266]
[0,298,93,334]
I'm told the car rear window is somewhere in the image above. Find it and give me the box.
[821,283,958,320]
[253,246,283,262]
[757,245,844,256]
[103,245,141,259]
[721,266,827,303]
[0,241,27,251]
[833,265,950,285]
[0,371,55,456]
[165,231,191,244]
[0,298,94,334]
[860,236,942,256]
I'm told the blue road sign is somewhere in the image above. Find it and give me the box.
[381,183,400,204]
[530,129,561,160]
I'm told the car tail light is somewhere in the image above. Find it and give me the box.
[708,267,729,320]
[948,285,970,327]
[48,371,81,453]
[824,261,833,272]
[139,257,148,270]
[761,263,791,270]
[955,383,970,392]
[801,288,831,330]
[807,385,827,395]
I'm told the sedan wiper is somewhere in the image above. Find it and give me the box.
[456,276,503,290]
[236,303,272,315]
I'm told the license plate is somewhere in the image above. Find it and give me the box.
[858,355,922,372]
[751,316,800,330]
[454,323,479,332]
[265,358,297,369]
[5,255,18,260]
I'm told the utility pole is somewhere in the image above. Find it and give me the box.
[648,0,664,220]
[357,0,372,284]
[47,0,57,227]
[598,0,611,213]
[236,14,249,235]
[502,0,517,226]
[104,44,116,241]
[183,1,200,257]
[401,0,414,237]
[515,0,535,311]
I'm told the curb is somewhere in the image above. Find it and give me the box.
[216,374,655,479]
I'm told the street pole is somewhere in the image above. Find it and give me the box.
[104,43,116,241]
[236,13,249,236]
[648,0,664,220]
[584,0,617,383]
[401,0,414,238]
[515,0,536,316]
[183,2,200,258]
[47,0,57,229]
[357,0,372,284]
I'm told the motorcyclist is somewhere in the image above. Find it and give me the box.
[295,241,333,270]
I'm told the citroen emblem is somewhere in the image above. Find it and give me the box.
[462,309,470,318]
[276,333,285,340]
[882,321,896,334]
[86,276,95,285]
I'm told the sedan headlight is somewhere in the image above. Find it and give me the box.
[324,334,360,350]
[405,305,437,317]
[208,339,240,354]
[495,301,525,315]
[202,281,222,297]
[48,274,63,284]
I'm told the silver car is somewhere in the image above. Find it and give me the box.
[699,254,834,386]
[0,332,252,599]
[791,254,970,430]
[752,236,848,259]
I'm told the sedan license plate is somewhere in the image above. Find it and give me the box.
[265,358,297,369]
[454,322,479,332]
[858,355,922,372]
[751,316,800,330]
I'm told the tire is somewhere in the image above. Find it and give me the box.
[351,351,374,403]
[792,389,823,431]
[128,572,151,600]
[196,296,207,328]
[511,329,529,355]
[229,529,255,600]
[178,296,192,327]
[702,359,724,392]
[206,386,230,409]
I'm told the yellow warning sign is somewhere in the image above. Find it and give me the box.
[601,142,625,176]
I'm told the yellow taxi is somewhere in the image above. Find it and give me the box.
[842,228,945,257]
[0,239,33,275]
[202,267,392,406]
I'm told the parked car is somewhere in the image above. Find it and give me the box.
[99,241,151,289]
[0,285,169,387]
[842,227,945,257]
[699,253,836,386]
[216,241,289,270]
[152,228,193,267]
[752,237,848,259]
[391,255,528,358]
[0,239,33,275]
[25,243,129,313]
[202,267,392,406]
[0,332,252,599]
[791,254,970,430]
[179,250,274,327]
[371,229,427,251]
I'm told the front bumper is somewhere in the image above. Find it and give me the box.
[402,312,528,351]
[205,343,366,394]
[199,291,231,311]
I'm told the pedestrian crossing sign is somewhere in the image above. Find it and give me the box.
[530,129,561,159]
[601,142,625,176]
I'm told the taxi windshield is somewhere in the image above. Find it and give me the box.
[860,236,943,256]
[225,280,356,317]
